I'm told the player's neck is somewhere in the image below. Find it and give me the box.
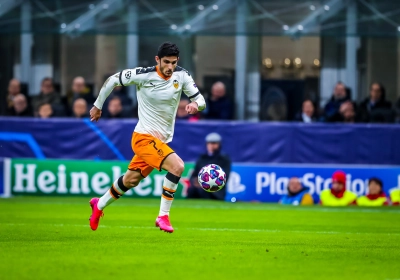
[156,66,171,80]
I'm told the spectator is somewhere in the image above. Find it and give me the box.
[280,177,314,205]
[323,82,350,122]
[176,97,199,121]
[390,188,400,206]
[338,101,357,123]
[320,171,357,206]
[3,79,22,115]
[37,103,53,119]
[187,132,231,200]
[101,85,134,118]
[8,94,32,117]
[111,86,132,105]
[32,78,62,115]
[72,98,89,118]
[67,76,94,106]
[294,99,317,123]
[203,82,234,120]
[107,96,124,119]
[356,178,389,206]
[357,83,392,123]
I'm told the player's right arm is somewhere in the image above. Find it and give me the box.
[90,69,144,122]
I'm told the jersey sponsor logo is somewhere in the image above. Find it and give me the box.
[125,71,132,79]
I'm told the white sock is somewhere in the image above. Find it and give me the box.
[98,176,128,210]
[159,173,180,216]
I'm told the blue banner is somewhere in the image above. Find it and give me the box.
[226,163,400,203]
[1,117,400,164]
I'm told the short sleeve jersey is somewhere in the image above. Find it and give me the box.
[119,66,199,143]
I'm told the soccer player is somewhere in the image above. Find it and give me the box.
[88,42,206,233]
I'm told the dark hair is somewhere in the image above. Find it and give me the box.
[370,82,386,100]
[303,99,315,107]
[110,96,122,103]
[369,177,383,189]
[41,77,53,85]
[157,42,179,59]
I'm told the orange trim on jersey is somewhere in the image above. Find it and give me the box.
[162,194,174,201]
[109,189,117,199]
[155,66,171,81]
[163,186,176,193]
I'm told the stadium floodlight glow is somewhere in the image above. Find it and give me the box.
[198,5,204,10]
[170,24,177,30]
[60,23,66,29]
[283,25,289,30]
[89,4,95,10]
[324,5,330,11]
[212,4,219,10]
[309,5,316,11]
[75,23,80,29]
[185,24,191,30]
[297,25,304,31]
[103,3,109,9]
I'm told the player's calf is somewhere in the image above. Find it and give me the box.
[97,176,131,210]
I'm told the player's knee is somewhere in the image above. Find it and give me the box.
[172,160,185,176]
[123,176,140,188]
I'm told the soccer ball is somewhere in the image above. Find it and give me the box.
[197,164,227,192]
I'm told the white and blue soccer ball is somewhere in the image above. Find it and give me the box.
[197,164,227,192]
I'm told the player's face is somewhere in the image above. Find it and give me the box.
[156,56,178,77]
[368,181,381,195]
[332,182,344,192]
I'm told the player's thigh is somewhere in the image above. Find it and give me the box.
[161,153,185,176]
[132,133,175,171]
[123,168,144,187]
[128,153,154,175]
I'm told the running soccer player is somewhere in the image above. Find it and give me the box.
[88,42,206,233]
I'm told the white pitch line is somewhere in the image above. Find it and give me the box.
[1,223,399,236]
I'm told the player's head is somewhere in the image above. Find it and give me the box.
[331,171,346,192]
[368,177,383,195]
[205,132,222,155]
[288,177,302,194]
[155,42,180,77]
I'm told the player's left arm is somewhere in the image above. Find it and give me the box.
[182,71,206,115]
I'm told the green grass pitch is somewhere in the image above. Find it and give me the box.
[0,197,399,280]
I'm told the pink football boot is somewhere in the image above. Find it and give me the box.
[155,215,174,233]
[89,198,104,231]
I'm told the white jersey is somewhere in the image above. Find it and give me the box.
[94,66,206,143]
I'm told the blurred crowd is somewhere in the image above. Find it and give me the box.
[1,76,400,123]
[296,82,400,124]
[280,171,400,207]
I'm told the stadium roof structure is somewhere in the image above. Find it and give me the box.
[0,0,400,36]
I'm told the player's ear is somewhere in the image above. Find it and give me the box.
[155,56,160,64]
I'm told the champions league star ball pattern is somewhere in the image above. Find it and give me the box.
[197,164,227,192]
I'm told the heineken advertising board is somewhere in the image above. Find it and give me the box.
[3,158,194,198]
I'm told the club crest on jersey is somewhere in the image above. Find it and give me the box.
[173,80,179,89]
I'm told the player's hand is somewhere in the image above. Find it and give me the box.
[90,106,102,122]
[186,102,198,115]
